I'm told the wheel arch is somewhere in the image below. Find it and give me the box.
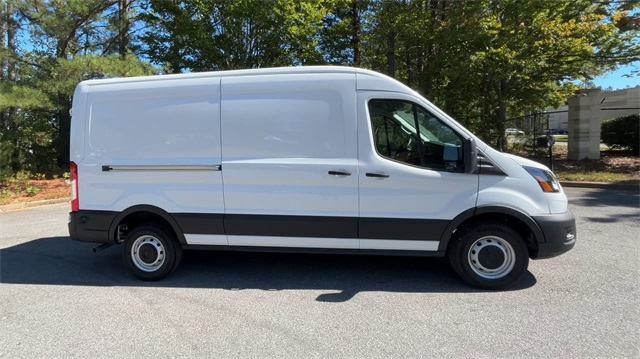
[439,206,545,258]
[108,205,186,245]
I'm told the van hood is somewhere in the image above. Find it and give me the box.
[504,153,551,171]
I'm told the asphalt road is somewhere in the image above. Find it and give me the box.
[1,188,638,358]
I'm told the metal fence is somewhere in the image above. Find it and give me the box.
[500,111,559,151]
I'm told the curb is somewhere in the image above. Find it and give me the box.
[560,181,639,191]
[0,197,70,212]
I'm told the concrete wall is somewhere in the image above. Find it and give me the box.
[567,86,639,160]
[568,89,603,160]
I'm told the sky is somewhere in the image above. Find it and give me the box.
[591,62,640,90]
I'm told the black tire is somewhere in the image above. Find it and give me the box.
[448,222,529,290]
[123,224,183,281]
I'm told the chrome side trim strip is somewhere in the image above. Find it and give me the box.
[102,165,221,172]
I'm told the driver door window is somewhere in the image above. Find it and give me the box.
[368,99,464,172]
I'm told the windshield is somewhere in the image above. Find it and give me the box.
[393,112,439,143]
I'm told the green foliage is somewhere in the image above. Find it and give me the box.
[15,170,31,185]
[1,170,33,193]
[141,0,339,72]
[601,115,640,154]
[26,185,42,196]
[1,189,15,197]
[0,83,52,109]
[0,170,41,200]
[318,0,371,66]
[0,138,14,181]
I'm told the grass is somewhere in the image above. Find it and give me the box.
[507,143,638,183]
[554,171,634,182]
[548,148,639,183]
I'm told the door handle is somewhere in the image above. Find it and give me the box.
[328,170,351,176]
[366,172,390,178]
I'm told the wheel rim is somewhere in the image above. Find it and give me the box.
[131,235,166,272]
[467,236,516,279]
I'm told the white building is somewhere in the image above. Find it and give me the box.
[546,105,568,132]
[546,86,639,135]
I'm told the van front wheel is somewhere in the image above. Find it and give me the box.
[448,222,529,290]
[123,224,182,281]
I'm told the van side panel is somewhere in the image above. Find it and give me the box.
[220,73,359,248]
[79,77,224,216]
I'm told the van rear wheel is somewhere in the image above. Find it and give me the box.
[123,224,182,281]
[448,222,529,290]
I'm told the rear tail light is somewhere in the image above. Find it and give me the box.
[70,161,79,212]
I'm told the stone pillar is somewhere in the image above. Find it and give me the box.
[568,89,602,160]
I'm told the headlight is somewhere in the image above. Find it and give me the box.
[523,166,560,193]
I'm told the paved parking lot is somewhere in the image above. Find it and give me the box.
[1,187,638,358]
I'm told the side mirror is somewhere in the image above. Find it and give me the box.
[464,137,478,174]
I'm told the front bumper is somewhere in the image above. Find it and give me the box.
[532,211,576,259]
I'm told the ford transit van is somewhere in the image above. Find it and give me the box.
[68,66,575,289]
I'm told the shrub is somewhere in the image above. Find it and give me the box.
[601,114,639,155]
[26,185,42,196]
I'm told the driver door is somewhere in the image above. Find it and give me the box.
[357,92,479,252]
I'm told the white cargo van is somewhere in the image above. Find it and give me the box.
[68,66,575,289]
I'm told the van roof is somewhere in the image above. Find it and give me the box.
[78,66,384,87]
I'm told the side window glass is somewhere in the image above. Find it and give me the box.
[368,99,464,172]
[370,102,421,165]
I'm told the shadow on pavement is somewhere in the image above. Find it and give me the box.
[570,187,639,209]
[0,237,536,301]
[583,212,638,223]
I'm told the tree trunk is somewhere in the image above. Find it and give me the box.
[1,0,5,58]
[6,0,19,172]
[7,0,15,81]
[118,0,129,58]
[1,0,6,131]
[497,79,507,152]
[55,95,71,168]
[350,0,360,67]
[389,30,395,78]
